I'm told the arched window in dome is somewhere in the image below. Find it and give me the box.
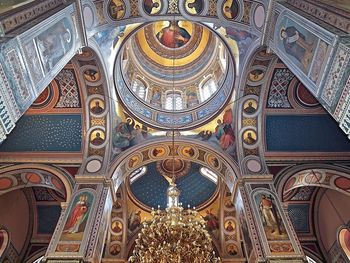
[32,256,44,263]
[200,167,218,184]
[165,92,183,110]
[132,79,147,100]
[306,256,317,263]
[200,78,217,102]
[130,166,147,184]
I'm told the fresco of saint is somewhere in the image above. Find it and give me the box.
[156,21,191,48]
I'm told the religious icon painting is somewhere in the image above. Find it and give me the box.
[90,129,105,146]
[207,154,220,169]
[155,21,192,48]
[111,220,123,234]
[181,146,195,158]
[60,192,94,241]
[224,220,236,233]
[277,17,318,74]
[248,69,265,82]
[243,99,258,114]
[223,0,239,20]
[128,155,141,169]
[151,146,166,158]
[84,68,100,82]
[242,130,257,145]
[90,99,105,115]
[143,0,162,15]
[226,243,238,256]
[109,243,121,256]
[185,0,204,15]
[108,0,126,20]
[254,192,289,242]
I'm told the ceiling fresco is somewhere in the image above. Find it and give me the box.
[0,67,83,157]
[1,0,350,262]
[128,162,218,209]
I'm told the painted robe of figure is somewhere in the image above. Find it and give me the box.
[157,21,191,48]
[64,195,89,234]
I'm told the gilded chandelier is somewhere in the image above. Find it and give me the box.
[128,181,221,263]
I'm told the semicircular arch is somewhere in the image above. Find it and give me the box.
[109,138,240,193]
[0,164,74,202]
[275,164,350,201]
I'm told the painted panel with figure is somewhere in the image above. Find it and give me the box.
[35,18,74,73]
[276,16,318,74]
[60,191,94,242]
[254,192,289,242]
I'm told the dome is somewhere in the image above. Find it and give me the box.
[114,21,235,130]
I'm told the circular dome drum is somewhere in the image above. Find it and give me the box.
[114,21,235,130]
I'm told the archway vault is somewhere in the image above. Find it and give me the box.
[0,164,75,202]
[109,138,241,193]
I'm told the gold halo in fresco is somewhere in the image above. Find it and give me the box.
[179,145,198,159]
[128,154,142,169]
[108,0,126,20]
[226,243,238,256]
[205,153,221,170]
[111,220,123,235]
[143,0,162,15]
[84,68,100,82]
[90,129,105,146]
[135,21,213,66]
[150,145,167,158]
[224,219,236,233]
[223,0,239,20]
[248,68,265,82]
[89,99,105,115]
[243,99,258,114]
[242,130,257,145]
[185,0,204,15]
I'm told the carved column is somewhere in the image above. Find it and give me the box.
[44,178,114,263]
[236,175,306,262]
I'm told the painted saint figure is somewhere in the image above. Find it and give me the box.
[223,0,239,19]
[91,132,104,145]
[128,210,141,231]
[109,0,125,20]
[63,194,89,234]
[280,26,314,71]
[259,195,281,235]
[156,21,191,48]
[91,100,104,114]
[144,0,160,14]
[185,0,204,14]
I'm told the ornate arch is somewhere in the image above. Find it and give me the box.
[275,164,350,201]
[109,138,240,193]
[0,164,74,201]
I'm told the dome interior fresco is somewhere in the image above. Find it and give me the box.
[115,21,235,129]
[1,0,350,262]
[127,161,218,210]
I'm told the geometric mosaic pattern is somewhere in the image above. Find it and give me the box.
[55,69,81,108]
[267,68,294,108]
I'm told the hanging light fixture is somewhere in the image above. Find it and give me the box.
[128,19,221,263]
